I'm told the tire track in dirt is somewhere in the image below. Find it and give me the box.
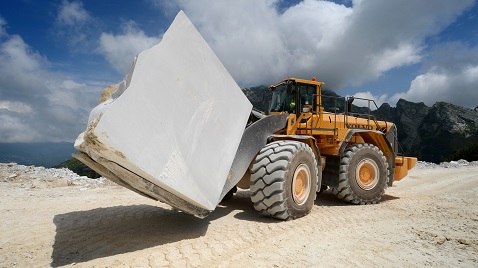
[209,167,478,267]
[1,167,478,267]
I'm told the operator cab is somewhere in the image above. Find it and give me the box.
[268,78,324,115]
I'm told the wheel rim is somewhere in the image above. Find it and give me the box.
[355,158,379,190]
[292,164,311,205]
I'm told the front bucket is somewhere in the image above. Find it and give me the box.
[74,11,252,217]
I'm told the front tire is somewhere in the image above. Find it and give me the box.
[250,141,318,220]
[333,143,389,204]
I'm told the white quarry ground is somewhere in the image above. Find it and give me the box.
[1,160,477,267]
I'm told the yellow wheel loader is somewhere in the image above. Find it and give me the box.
[73,11,416,220]
[240,77,417,219]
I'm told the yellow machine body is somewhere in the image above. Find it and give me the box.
[268,78,416,183]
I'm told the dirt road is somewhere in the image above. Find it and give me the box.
[1,165,477,267]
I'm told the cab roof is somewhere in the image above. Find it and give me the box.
[269,78,325,89]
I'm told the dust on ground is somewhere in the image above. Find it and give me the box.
[0,163,477,267]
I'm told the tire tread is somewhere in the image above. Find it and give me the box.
[250,141,318,220]
[332,143,389,205]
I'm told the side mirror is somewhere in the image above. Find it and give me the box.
[347,97,354,113]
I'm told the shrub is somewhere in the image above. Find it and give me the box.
[445,143,478,162]
[54,158,101,178]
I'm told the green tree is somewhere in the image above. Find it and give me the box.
[54,158,101,179]
[445,143,478,162]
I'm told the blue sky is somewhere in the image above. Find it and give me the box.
[0,0,477,143]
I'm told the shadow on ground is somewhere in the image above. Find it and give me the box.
[51,190,400,266]
[51,192,269,267]
[316,191,400,206]
[223,191,279,223]
[51,203,237,267]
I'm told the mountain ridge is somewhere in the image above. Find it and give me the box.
[0,142,75,167]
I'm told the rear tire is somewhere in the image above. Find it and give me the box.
[250,141,318,220]
[333,143,389,204]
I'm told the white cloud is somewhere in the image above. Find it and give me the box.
[0,28,101,142]
[54,0,97,51]
[391,42,478,108]
[169,0,474,89]
[351,91,388,109]
[148,0,179,15]
[367,43,421,80]
[0,101,33,113]
[0,114,40,143]
[97,21,162,75]
[56,0,91,26]
[0,17,6,37]
[0,35,46,72]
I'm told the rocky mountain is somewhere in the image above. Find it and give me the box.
[0,142,76,167]
[374,100,478,162]
[243,87,478,163]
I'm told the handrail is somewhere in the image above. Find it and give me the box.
[344,96,388,134]
[302,94,390,135]
[313,94,345,136]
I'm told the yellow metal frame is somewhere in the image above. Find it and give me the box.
[270,78,416,181]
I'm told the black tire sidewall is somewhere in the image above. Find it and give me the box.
[284,148,317,217]
[347,146,387,201]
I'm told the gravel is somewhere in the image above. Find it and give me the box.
[0,162,112,189]
[2,159,477,188]
[414,159,478,169]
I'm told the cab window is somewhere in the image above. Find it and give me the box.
[298,84,316,109]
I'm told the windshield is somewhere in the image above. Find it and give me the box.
[268,81,318,114]
[269,87,285,113]
[269,84,294,113]
[298,84,315,107]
